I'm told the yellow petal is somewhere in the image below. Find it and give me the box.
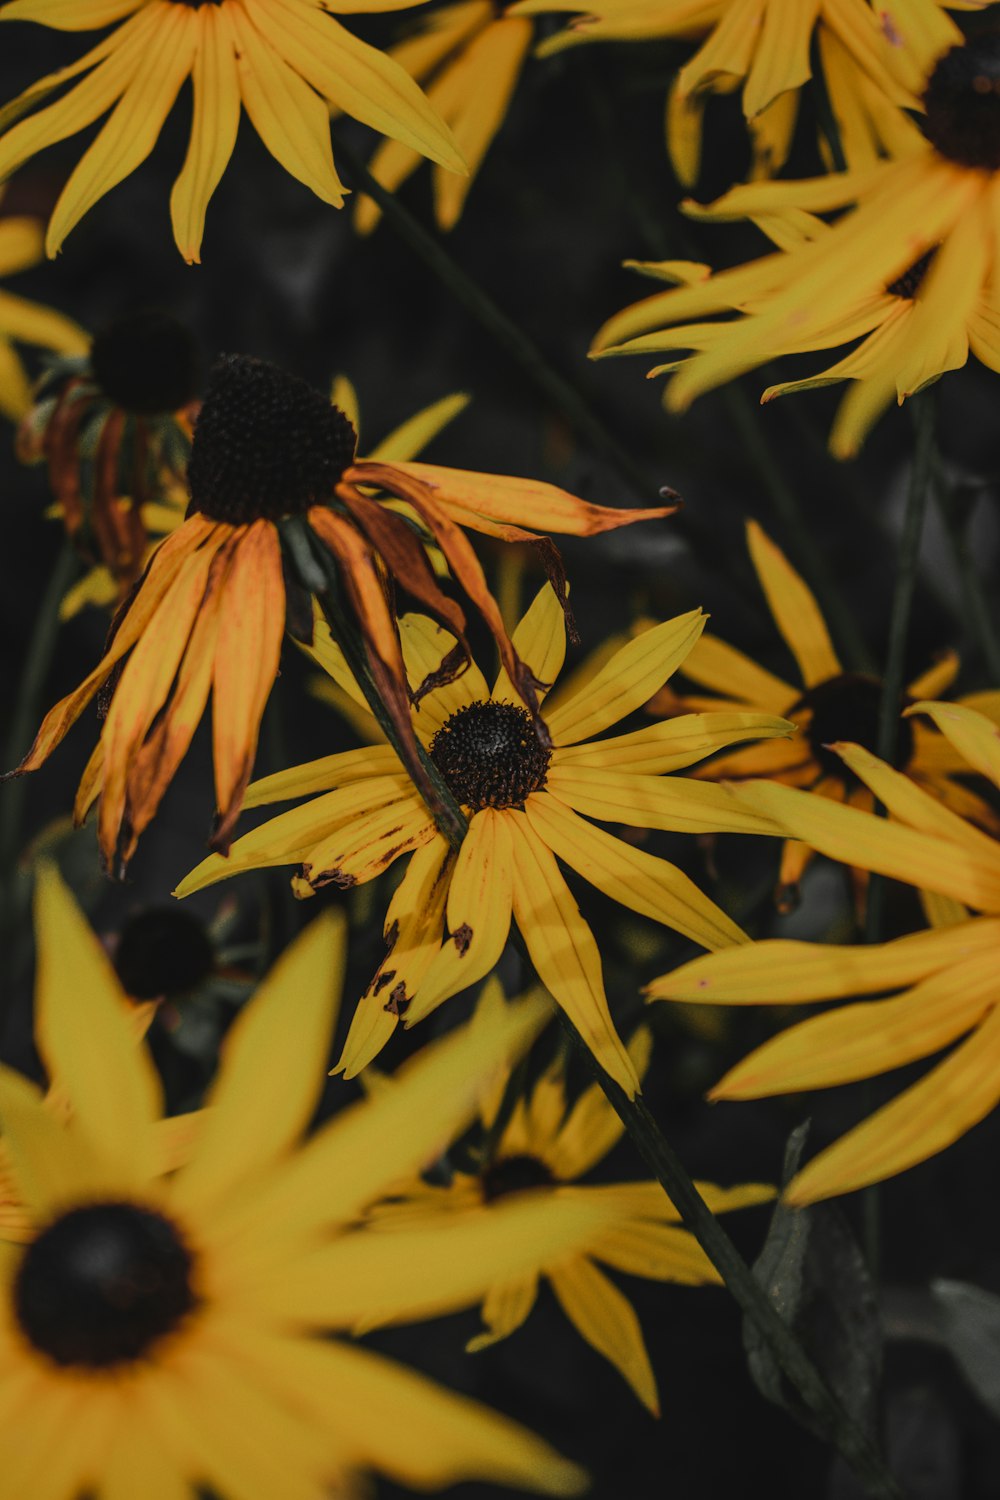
[745,520,841,688]
[673,629,797,713]
[170,4,242,262]
[466,1272,539,1351]
[548,763,786,834]
[548,1254,659,1414]
[368,391,470,463]
[909,699,1000,793]
[590,1220,719,1285]
[493,583,567,705]
[554,710,795,774]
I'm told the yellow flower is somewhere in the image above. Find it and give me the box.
[0,191,87,423]
[354,0,533,233]
[19,311,198,601]
[363,979,775,1413]
[592,27,1000,452]
[177,584,794,1096]
[648,699,1000,1203]
[649,519,1000,903]
[511,0,969,181]
[0,865,610,1498]
[9,353,675,872]
[0,0,468,262]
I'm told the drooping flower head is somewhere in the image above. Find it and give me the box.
[592,25,1000,451]
[364,979,775,1413]
[18,310,200,598]
[649,701,1000,1203]
[355,0,535,234]
[0,0,470,261]
[176,585,794,1096]
[0,865,612,1497]
[9,352,675,873]
[0,189,87,423]
[649,520,1000,905]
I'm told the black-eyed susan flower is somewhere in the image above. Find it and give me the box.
[649,699,1000,1203]
[18,310,199,599]
[0,864,612,1496]
[0,0,469,262]
[363,980,775,1413]
[649,519,1000,903]
[354,0,534,233]
[512,0,969,181]
[0,190,87,423]
[593,27,1000,451]
[9,353,675,872]
[177,585,795,1096]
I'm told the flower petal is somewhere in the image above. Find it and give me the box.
[745,520,840,688]
[909,700,1000,793]
[548,764,786,834]
[170,4,242,262]
[466,1272,539,1351]
[548,1255,659,1414]
[555,710,795,774]
[493,584,567,706]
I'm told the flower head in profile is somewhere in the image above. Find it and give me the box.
[0,191,87,424]
[364,980,775,1413]
[593,27,1000,453]
[649,700,1000,1203]
[19,310,199,599]
[9,353,674,873]
[177,585,794,1096]
[649,520,1000,905]
[511,0,969,182]
[354,0,534,233]
[0,0,469,261]
[0,865,611,1498]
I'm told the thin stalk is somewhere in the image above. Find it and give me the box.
[557,1011,902,1499]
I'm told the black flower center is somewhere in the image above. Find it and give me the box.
[113,907,215,1000]
[430,701,551,811]
[89,310,201,415]
[799,673,914,780]
[14,1203,197,1368]
[887,249,935,300]
[482,1154,554,1202]
[187,355,357,525]
[923,39,1000,169]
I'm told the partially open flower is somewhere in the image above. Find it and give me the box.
[8,353,676,874]
[18,310,200,597]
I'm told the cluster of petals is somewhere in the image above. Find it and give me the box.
[177,584,796,1095]
[0,190,86,422]
[650,700,1000,1203]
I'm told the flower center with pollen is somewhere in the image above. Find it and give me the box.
[799,673,914,780]
[481,1154,554,1202]
[14,1203,197,1368]
[430,701,551,811]
[114,907,215,1000]
[187,354,358,525]
[89,310,201,416]
[923,39,1000,169]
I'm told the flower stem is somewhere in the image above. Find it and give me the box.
[557,1011,902,1499]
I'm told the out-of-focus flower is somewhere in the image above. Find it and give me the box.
[0,0,469,261]
[649,520,1000,904]
[0,864,608,1498]
[0,190,87,423]
[354,0,533,233]
[177,585,794,1096]
[649,700,1000,1202]
[8,354,675,872]
[510,0,976,181]
[592,30,1000,451]
[19,311,198,601]
[364,980,775,1412]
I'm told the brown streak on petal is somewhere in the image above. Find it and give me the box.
[384,982,411,1016]
[452,922,473,955]
[373,969,396,994]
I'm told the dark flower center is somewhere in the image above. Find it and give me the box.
[430,701,551,810]
[14,1203,197,1368]
[799,673,914,780]
[482,1154,554,1202]
[887,249,935,300]
[923,40,1000,169]
[89,310,201,415]
[187,355,357,525]
[113,907,215,1000]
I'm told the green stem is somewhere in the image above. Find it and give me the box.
[557,1013,902,1499]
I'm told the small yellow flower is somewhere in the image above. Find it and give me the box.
[0,865,609,1498]
[364,979,775,1413]
[648,700,1000,1203]
[0,0,468,261]
[0,191,86,423]
[649,519,1000,902]
[354,0,534,232]
[592,27,1000,452]
[177,585,794,1096]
